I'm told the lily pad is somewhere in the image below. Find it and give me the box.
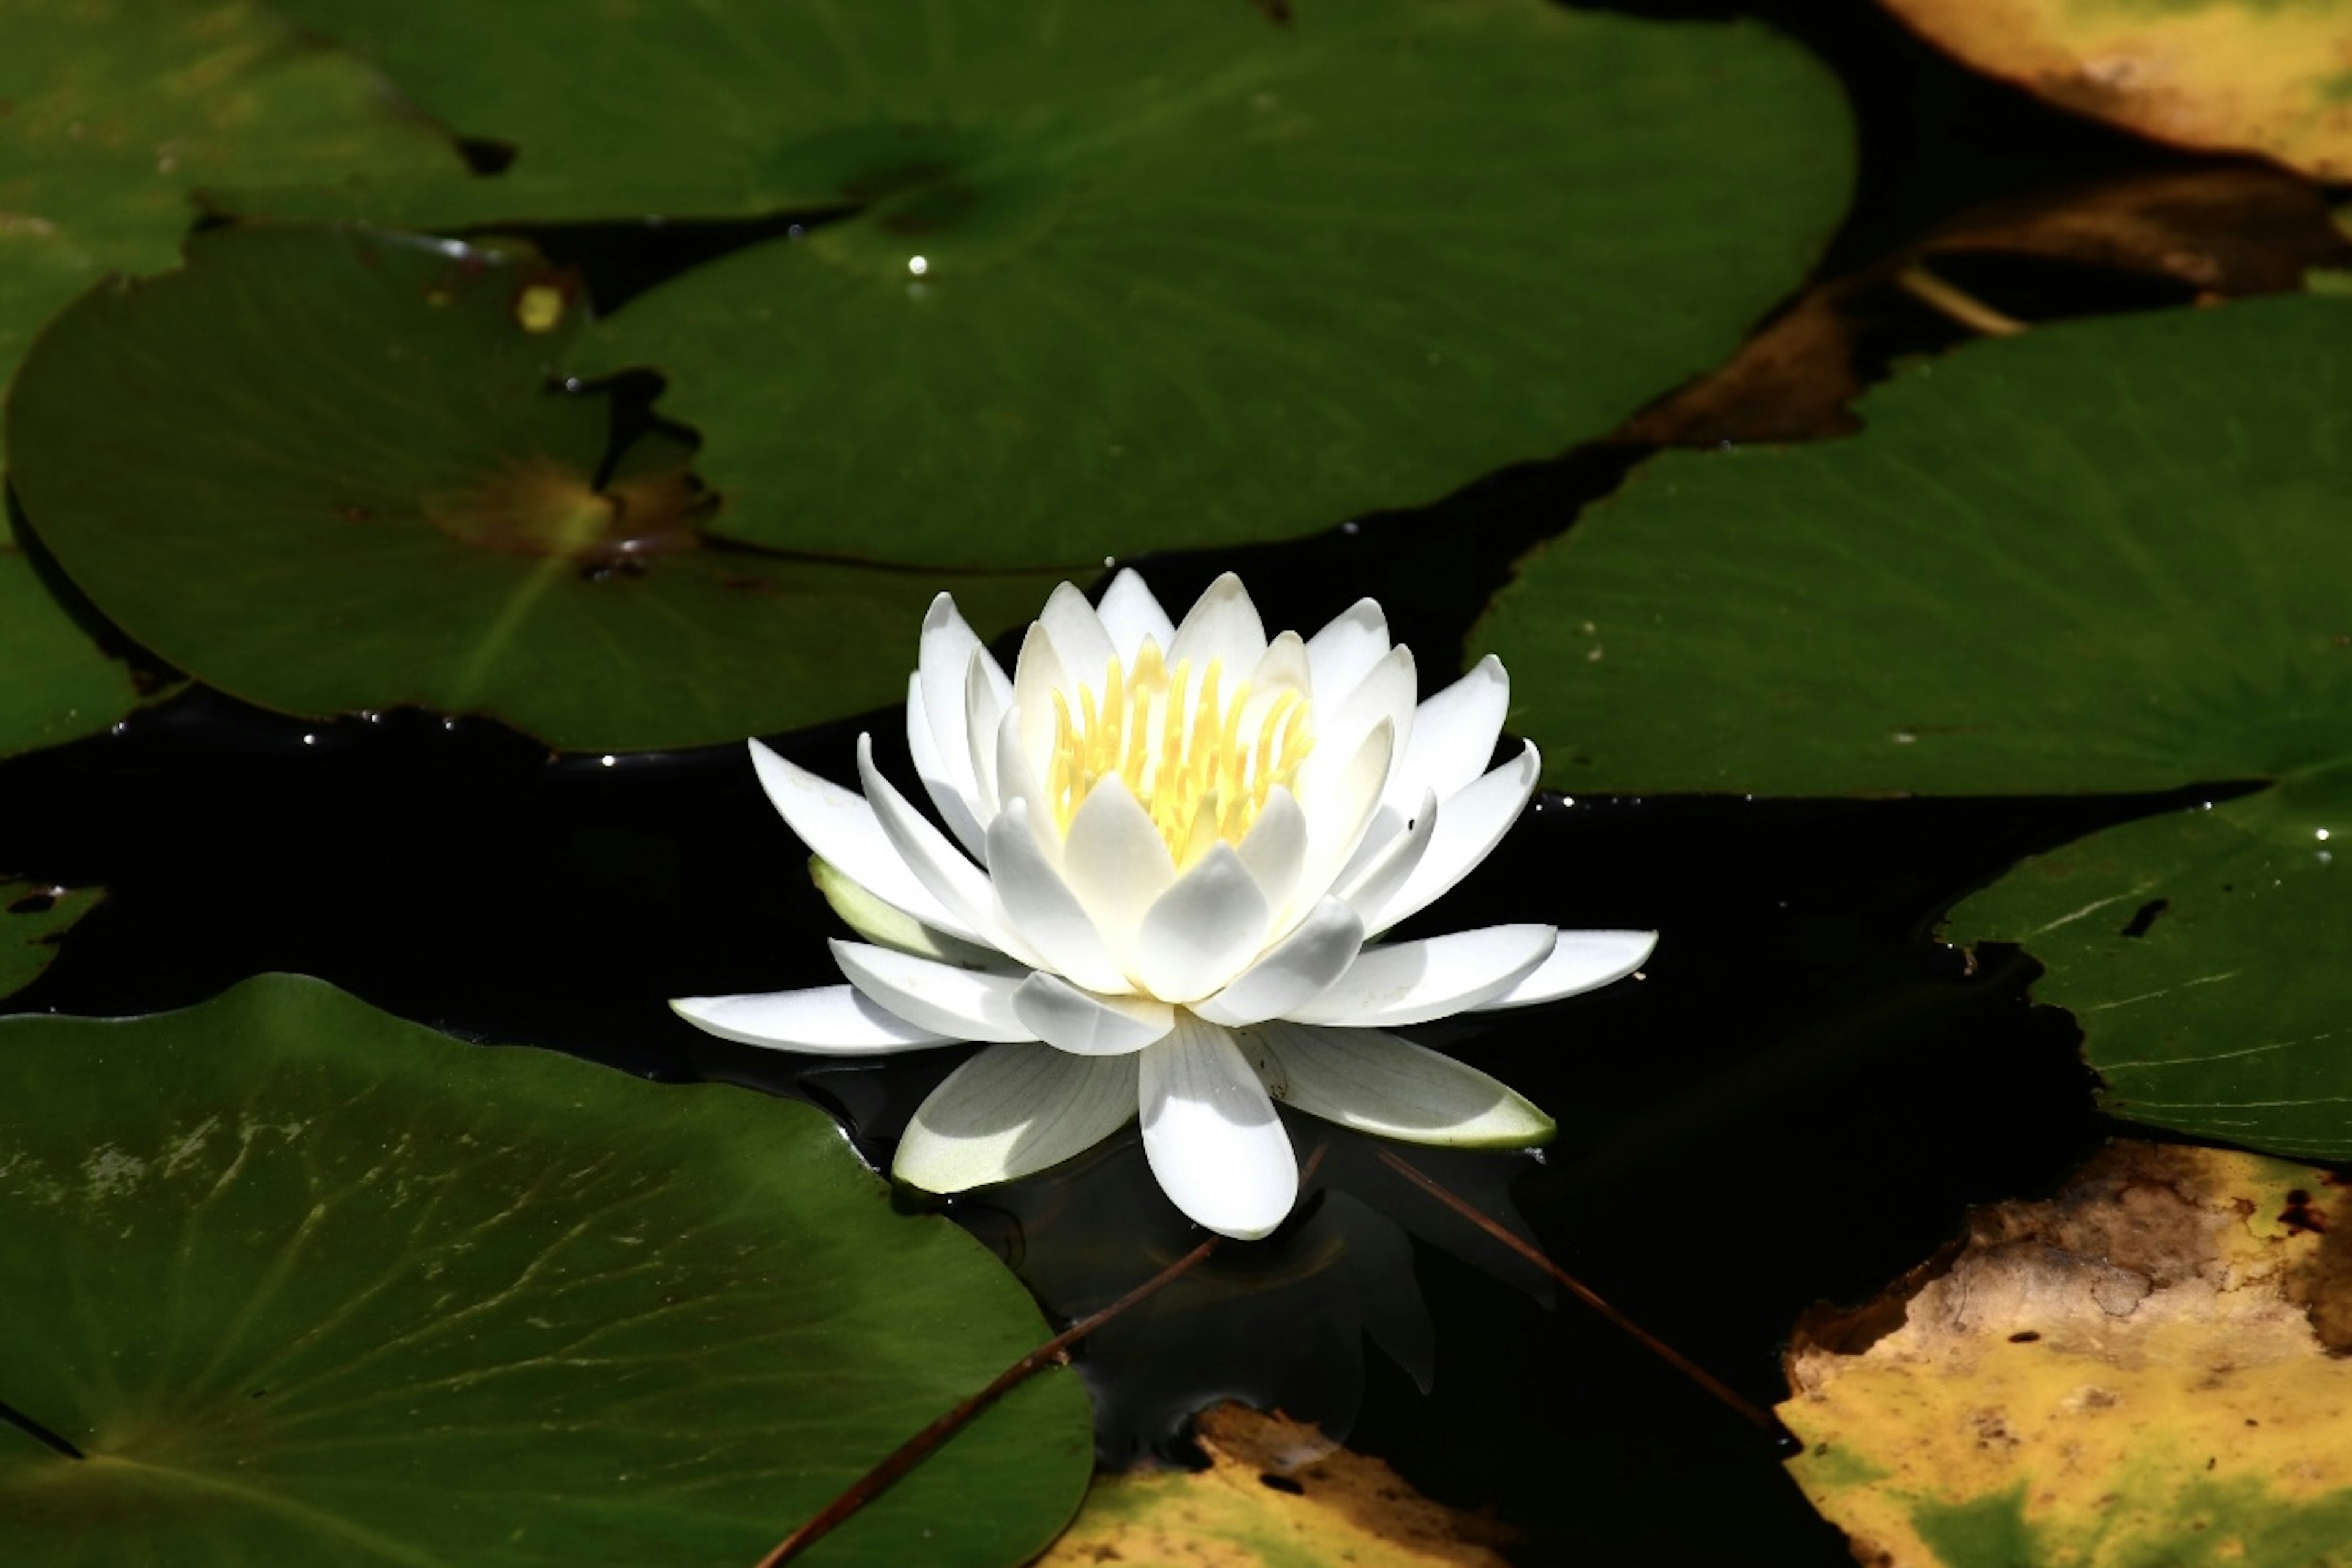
[267,0,1853,567]
[1877,0,2352,181]
[0,542,146,760]
[6,224,1069,752]
[1782,1141,2352,1567]
[0,880,100,1002]
[0,973,1093,1566]
[0,0,462,456]
[1472,295,2352,1157]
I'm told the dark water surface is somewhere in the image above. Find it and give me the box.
[0,2,2260,1561]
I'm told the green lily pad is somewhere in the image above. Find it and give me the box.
[1472,295,2352,1156]
[265,0,1853,567]
[0,0,463,458]
[0,880,100,1002]
[6,224,1069,752]
[0,543,147,761]
[0,973,1093,1566]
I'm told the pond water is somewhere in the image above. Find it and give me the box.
[0,1,2325,1562]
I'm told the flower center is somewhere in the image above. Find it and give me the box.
[1046,643,1313,867]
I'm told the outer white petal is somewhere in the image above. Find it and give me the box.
[746,740,979,944]
[1133,843,1273,1003]
[1243,1022,1553,1147]
[1234,785,1308,922]
[995,707,1066,865]
[1285,924,1556,1028]
[1304,598,1390,703]
[855,734,1028,959]
[907,673,988,859]
[1012,973,1175,1055]
[916,595,1005,826]
[1193,897,1365,1028]
[1333,787,1437,925]
[1471,930,1657,1010]
[1167,571,1268,676]
[894,1043,1140,1192]
[1058,774,1177,969]
[985,801,1130,995]
[1140,1015,1298,1240]
[830,940,1036,1042]
[1360,741,1541,937]
[1386,655,1509,812]
[1039,581,1118,690]
[669,986,959,1054]
[1096,568,1175,661]
[1316,644,1417,774]
[965,650,1011,821]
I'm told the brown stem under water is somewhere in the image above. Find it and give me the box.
[750,1233,1221,1567]
[1375,1146,1790,1441]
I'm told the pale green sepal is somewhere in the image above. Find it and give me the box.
[812,856,1001,969]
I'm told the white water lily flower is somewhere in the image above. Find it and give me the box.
[673,571,1654,1240]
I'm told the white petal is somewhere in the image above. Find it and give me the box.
[894,1043,1140,1191]
[1097,569,1177,662]
[907,673,988,859]
[964,649,1011,821]
[1243,1021,1553,1147]
[1286,924,1556,1028]
[669,986,957,1054]
[810,857,1001,968]
[1194,897,1365,1027]
[1362,741,1540,937]
[916,595,1003,824]
[830,940,1036,1042]
[1472,930,1657,1010]
[1140,1016,1298,1240]
[1059,774,1177,969]
[1011,622,1072,790]
[746,740,971,941]
[1319,644,1418,775]
[1292,717,1395,909]
[1039,581,1118,690]
[1234,785,1308,921]
[1134,843,1272,1003]
[1167,571,1268,677]
[985,801,1129,995]
[1246,630,1313,698]
[1012,973,1175,1055]
[1388,655,1509,813]
[855,734,1017,954]
[994,707,1065,865]
[1304,597,1390,703]
[1334,788,1437,925]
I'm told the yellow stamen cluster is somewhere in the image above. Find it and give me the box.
[1047,644,1313,867]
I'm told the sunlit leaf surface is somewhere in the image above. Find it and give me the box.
[0,0,462,458]
[1474,295,2352,1156]
[0,974,1093,1566]
[1783,1142,2352,1566]
[1877,0,2352,181]
[259,0,1854,568]
[6,225,1069,751]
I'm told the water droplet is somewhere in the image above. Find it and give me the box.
[600,755,617,769]
[1892,730,1918,745]
[2318,827,2331,841]
[907,255,930,276]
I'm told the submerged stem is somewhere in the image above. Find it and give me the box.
[0,1394,85,1460]
[1894,262,2027,338]
[751,1235,1219,1567]
[1374,1147,1789,1442]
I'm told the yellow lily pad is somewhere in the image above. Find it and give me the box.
[1878,0,2352,179]
[1035,1403,1517,1568]
[1780,1141,2352,1567]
